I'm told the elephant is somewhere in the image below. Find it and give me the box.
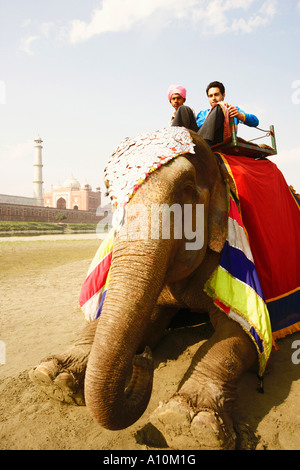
[30,129,266,450]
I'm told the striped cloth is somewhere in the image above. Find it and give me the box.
[204,192,272,376]
[79,229,114,323]
[216,153,300,345]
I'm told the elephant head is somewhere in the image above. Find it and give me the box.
[84,131,231,430]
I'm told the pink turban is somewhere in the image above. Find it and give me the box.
[167,84,186,102]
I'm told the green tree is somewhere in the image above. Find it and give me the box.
[55,213,67,222]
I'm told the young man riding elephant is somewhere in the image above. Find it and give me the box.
[168,81,259,145]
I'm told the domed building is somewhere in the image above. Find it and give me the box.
[0,136,107,224]
[43,175,101,211]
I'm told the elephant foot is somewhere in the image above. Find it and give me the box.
[29,356,86,406]
[149,398,236,450]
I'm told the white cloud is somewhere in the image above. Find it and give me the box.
[18,0,278,48]
[19,35,40,55]
[191,0,258,34]
[19,20,55,55]
[39,22,55,38]
[67,0,185,43]
[66,0,277,43]
[231,0,277,33]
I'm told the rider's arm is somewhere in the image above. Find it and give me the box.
[236,106,259,127]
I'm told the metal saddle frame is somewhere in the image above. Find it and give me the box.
[212,119,277,159]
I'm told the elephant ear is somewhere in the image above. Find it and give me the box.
[208,163,229,253]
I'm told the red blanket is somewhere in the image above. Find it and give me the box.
[217,154,300,341]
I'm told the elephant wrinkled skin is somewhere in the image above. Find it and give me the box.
[30,131,258,450]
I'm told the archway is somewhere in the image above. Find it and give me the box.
[56,197,66,209]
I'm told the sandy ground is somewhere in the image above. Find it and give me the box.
[0,236,300,451]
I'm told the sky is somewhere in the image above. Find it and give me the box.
[0,0,299,205]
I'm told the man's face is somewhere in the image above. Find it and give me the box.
[170,93,185,111]
[207,87,225,107]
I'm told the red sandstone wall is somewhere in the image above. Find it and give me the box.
[0,202,104,224]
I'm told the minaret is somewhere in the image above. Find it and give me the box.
[33,136,44,206]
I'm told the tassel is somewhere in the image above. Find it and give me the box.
[257,374,264,394]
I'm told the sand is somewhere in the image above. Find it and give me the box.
[0,236,299,451]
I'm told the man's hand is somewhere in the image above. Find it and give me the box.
[224,103,245,122]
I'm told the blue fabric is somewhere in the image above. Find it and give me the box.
[219,241,265,300]
[196,106,259,130]
[267,289,300,335]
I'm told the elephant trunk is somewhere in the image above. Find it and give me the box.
[84,240,171,430]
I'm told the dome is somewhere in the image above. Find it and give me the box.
[63,175,81,190]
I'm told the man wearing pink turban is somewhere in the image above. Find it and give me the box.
[167,84,187,103]
[168,84,199,133]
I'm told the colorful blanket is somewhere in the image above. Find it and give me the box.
[216,153,300,345]
[79,228,113,323]
[204,191,272,375]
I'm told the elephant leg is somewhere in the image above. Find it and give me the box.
[29,319,98,405]
[149,306,257,450]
